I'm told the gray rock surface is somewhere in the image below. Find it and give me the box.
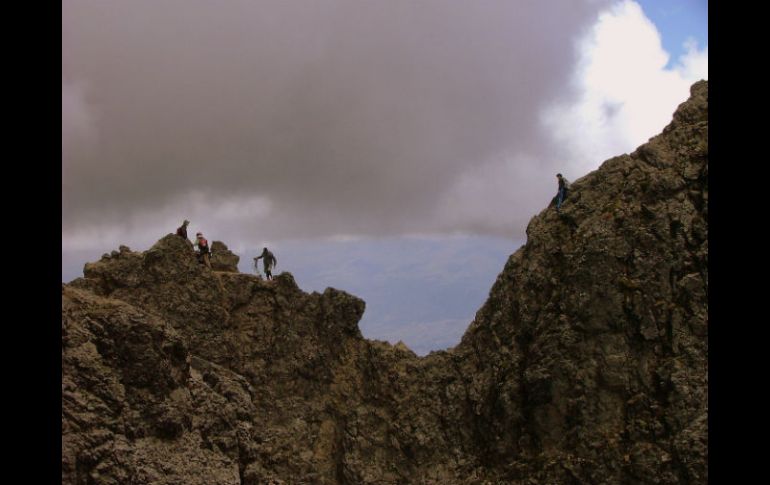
[62,81,707,484]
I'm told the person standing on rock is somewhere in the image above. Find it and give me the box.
[176,220,190,239]
[254,247,277,280]
[556,173,570,211]
[196,232,212,269]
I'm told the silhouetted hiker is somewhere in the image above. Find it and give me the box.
[176,220,190,239]
[254,247,277,280]
[195,232,212,269]
[555,173,570,211]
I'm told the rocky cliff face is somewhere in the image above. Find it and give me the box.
[62,81,707,485]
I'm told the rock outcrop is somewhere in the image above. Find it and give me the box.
[211,241,240,272]
[62,81,707,484]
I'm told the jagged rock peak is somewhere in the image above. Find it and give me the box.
[62,81,707,484]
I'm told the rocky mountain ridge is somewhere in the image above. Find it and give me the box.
[62,81,707,484]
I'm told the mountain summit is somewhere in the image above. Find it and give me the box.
[62,81,707,484]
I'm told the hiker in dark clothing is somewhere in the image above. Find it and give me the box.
[556,173,570,211]
[195,232,212,269]
[254,247,277,280]
[176,220,190,239]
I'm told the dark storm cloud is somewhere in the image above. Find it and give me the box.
[63,0,611,245]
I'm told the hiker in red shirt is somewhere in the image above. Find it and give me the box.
[195,232,212,269]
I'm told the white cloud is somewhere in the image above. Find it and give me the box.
[541,0,708,177]
[675,37,708,81]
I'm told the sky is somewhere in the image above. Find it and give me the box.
[636,0,707,68]
[62,0,708,355]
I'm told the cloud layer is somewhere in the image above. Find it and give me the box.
[63,0,611,251]
[63,0,706,264]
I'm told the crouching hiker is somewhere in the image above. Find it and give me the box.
[195,232,212,269]
[176,220,190,239]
